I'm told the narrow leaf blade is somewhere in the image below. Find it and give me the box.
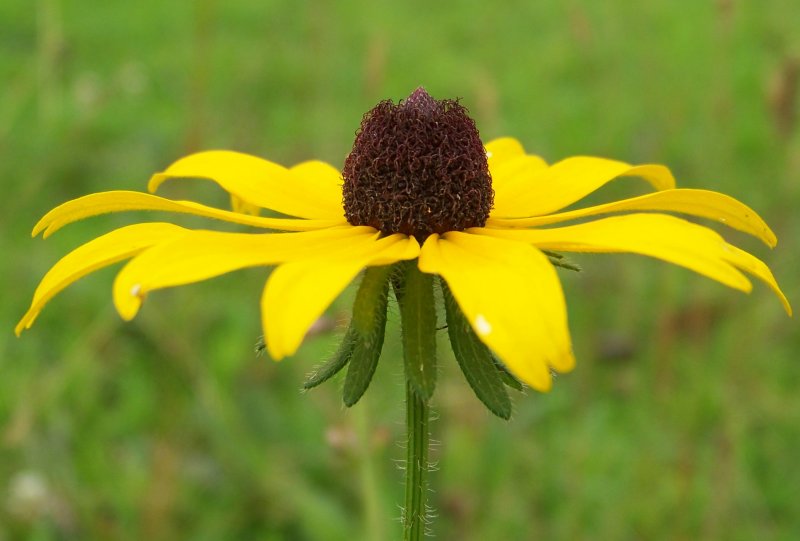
[442,279,512,419]
[303,326,356,389]
[343,266,392,406]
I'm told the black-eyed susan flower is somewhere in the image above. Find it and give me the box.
[17,86,791,538]
[17,87,790,397]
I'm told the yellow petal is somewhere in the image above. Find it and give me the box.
[485,138,550,204]
[491,154,549,206]
[230,194,262,216]
[16,223,186,335]
[33,191,344,238]
[720,244,792,315]
[491,156,676,218]
[289,160,344,209]
[476,214,754,293]
[485,137,526,167]
[418,231,574,391]
[488,188,777,247]
[148,150,344,219]
[113,225,377,320]
[262,234,420,360]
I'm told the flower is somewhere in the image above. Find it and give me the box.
[17,88,791,394]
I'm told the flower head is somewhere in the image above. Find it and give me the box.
[17,88,790,403]
[343,87,492,241]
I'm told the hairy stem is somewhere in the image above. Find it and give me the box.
[403,382,430,540]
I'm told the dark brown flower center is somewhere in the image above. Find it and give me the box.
[342,87,493,243]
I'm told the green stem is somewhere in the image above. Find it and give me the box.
[403,382,430,541]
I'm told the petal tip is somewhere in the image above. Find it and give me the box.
[148,173,168,193]
[767,232,778,249]
[551,349,576,373]
[780,296,793,317]
[529,372,553,393]
[754,221,777,248]
[14,312,37,336]
[32,214,53,237]
[114,285,144,321]
[264,334,285,362]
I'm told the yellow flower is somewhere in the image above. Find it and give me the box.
[16,88,790,392]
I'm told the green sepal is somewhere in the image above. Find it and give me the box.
[343,265,392,407]
[542,249,564,260]
[343,321,386,407]
[441,279,512,420]
[254,335,266,356]
[544,249,581,272]
[548,257,581,272]
[303,325,356,390]
[398,261,437,401]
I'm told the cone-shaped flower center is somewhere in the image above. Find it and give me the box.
[342,87,493,242]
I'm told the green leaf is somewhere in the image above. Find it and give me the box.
[351,265,392,335]
[303,326,356,390]
[343,315,387,407]
[398,261,437,401]
[343,265,392,407]
[441,279,512,420]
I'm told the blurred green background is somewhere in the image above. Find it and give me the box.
[2,1,799,539]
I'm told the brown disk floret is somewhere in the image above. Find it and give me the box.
[342,87,493,243]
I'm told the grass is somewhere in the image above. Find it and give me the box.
[2,1,799,539]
